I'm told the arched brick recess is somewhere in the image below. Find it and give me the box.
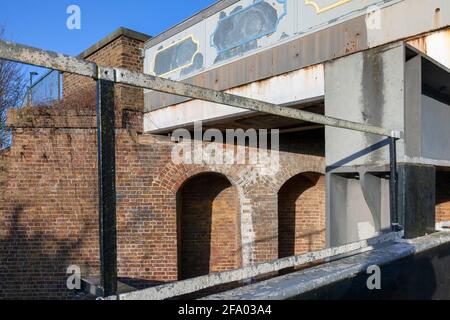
[177,172,241,279]
[278,172,326,258]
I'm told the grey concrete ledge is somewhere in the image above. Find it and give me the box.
[79,27,151,59]
[203,232,450,300]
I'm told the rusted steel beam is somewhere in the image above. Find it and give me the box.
[116,68,395,137]
[0,39,399,137]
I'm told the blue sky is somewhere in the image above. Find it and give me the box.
[0,0,216,86]
[1,0,216,55]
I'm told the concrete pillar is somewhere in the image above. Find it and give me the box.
[325,41,450,245]
[325,44,405,246]
[398,164,436,239]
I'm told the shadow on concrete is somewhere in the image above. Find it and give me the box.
[297,241,450,300]
[326,138,390,173]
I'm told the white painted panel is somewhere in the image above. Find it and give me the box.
[144,0,405,82]
[144,64,324,132]
[299,0,399,32]
[421,95,450,161]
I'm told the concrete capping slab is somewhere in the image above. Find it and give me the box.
[81,277,137,298]
[202,232,450,300]
[436,221,450,231]
[106,231,402,300]
[79,27,151,59]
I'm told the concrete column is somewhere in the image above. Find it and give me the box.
[398,164,436,239]
[325,44,405,246]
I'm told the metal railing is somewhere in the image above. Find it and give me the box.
[0,39,403,298]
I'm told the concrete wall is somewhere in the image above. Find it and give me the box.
[325,44,405,168]
[325,43,450,245]
[404,52,450,166]
[421,95,450,161]
[299,239,450,300]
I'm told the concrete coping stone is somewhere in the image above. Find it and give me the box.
[202,232,450,300]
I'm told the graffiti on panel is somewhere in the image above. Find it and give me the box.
[145,0,396,80]
[211,0,288,63]
[152,35,204,78]
[304,0,353,14]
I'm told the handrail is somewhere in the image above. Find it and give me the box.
[0,39,401,138]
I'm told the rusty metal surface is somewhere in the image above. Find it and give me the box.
[145,13,368,110]
[144,64,325,132]
[145,0,449,110]
[407,28,450,69]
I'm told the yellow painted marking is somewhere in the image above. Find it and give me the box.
[304,0,353,14]
[151,35,200,78]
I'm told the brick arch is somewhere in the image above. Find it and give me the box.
[153,162,241,195]
[176,171,242,280]
[277,171,326,258]
[268,161,326,194]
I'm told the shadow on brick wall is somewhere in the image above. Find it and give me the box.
[0,205,90,300]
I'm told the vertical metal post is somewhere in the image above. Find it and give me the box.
[389,137,400,231]
[58,71,62,101]
[96,79,117,297]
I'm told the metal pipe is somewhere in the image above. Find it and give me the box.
[389,137,401,231]
[96,79,118,297]
[28,71,38,106]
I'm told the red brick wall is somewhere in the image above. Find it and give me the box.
[0,27,331,299]
[0,122,325,299]
[0,129,99,299]
[62,35,146,131]
[278,173,326,258]
[436,171,450,223]
[177,173,240,280]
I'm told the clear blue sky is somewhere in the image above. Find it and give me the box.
[1,0,216,55]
